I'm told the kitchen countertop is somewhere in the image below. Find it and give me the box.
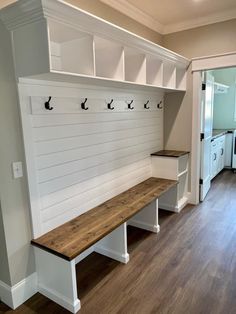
[212,129,235,141]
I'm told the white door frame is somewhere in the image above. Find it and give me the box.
[190,52,236,205]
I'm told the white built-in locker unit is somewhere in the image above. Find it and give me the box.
[0,0,190,312]
[1,0,189,238]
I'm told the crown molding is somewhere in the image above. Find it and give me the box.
[0,0,189,66]
[100,0,236,35]
[163,8,236,34]
[100,0,164,34]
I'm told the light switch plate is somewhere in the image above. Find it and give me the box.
[12,162,23,179]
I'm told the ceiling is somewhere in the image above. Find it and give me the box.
[100,0,236,34]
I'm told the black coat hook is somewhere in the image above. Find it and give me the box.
[157,101,163,109]
[107,99,114,110]
[81,98,88,110]
[144,100,150,109]
[45,96,53,111]
[127,100,134,110]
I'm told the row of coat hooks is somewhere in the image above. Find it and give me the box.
[44,97,163,111]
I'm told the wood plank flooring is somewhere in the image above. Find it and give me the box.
[1,170,236,314]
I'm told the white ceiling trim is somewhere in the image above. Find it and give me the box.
[164,8,236,34]
[101,0,236,35]
[100,0,164,34]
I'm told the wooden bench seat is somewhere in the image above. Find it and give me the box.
[32,177,177,261]
[32,177,177,313]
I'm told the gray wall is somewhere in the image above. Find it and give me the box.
[0,20,35,286]
[0,202,11,285]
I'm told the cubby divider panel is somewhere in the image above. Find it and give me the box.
[94,37,124,80]
[163,62,176,89]
[146,56,163,87]
[176,67,187,90]
[48,20,95,76]
[125,48,146,84]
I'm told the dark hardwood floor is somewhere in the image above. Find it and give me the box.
[1,170,236,314]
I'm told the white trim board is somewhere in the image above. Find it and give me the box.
[0,273,37,309]
[192,52,236,72]
[100,0,236,34]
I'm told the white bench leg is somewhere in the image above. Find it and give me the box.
[128,199,160,233]
[34,247,80,314]
[94,223,129,264]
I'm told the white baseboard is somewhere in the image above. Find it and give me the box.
[0,279,13,308]
[38,283,80,314]
[94,246,130,264]
[0,272,37,309]
[129,220,160,233]
[176,196,189,212]
[159,202,177,212]
[186,192,196,205]
[159,195,189,213]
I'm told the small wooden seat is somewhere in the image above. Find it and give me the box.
[31,177,177,261]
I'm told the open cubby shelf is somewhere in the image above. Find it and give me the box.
[1,0,189,92]
[47,20,187,91]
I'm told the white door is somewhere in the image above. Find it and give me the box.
[200,72,214,201]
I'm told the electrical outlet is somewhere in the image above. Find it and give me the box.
[12,162,23,179]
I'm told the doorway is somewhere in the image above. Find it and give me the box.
[190,52,236,205]
[200,68,236,201]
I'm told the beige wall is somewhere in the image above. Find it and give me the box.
[163,19,236,158]
[0,0,16,9]
[163,19,236,59]
[0,20,35,286]
[66,0,162,44]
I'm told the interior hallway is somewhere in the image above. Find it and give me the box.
[1,170,236,314]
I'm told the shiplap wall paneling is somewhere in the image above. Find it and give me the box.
[163,62,176,89]
[48,20,95,75]
[94,36,124,80]
[146,56,163,87]
[19,82,164,237]
[124,47,146,84]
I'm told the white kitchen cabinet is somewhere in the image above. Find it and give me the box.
[225,133,233,167]
[218,136,225,172]
[211,142,218,179]
[211,135,225,179]
[151,151,189,212]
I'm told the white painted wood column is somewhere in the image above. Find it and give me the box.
[34,248,80,314]
[128,199,160,233]
[94,223,130,264]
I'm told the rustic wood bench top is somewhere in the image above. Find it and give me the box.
[31,177,177,261]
